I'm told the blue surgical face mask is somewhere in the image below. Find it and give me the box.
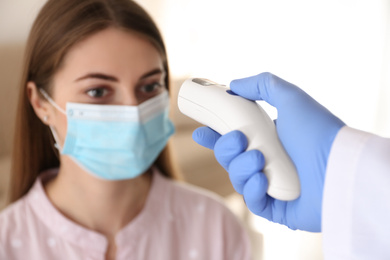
[40,89,175,180]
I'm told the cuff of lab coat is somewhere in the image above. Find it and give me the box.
[322,126,372,258]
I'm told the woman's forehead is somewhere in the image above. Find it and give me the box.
[55,27,164,81]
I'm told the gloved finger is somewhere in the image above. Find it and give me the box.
[242,172,271,218]
[230,72,303,108]
[214,130,248,170]
[228,150,265,195]
[192,126,221,150]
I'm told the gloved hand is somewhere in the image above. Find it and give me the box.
[192,72,345,232]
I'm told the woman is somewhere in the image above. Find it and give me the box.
[0,0,251,259]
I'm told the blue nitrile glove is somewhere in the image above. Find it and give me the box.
[192,72,345,232]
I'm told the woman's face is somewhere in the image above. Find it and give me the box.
[44,27,166,145]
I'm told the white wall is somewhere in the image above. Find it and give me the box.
[137,0,390,137]
[0,0,47,43]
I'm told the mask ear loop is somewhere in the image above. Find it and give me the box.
[39,88,66,151]
[39,88,66,114]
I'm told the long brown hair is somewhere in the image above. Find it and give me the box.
[10,0,181,203]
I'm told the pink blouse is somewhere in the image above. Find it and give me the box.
[0,168,251,260]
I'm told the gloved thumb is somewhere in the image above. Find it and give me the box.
[230,72,306,108]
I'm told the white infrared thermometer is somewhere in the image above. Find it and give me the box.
[178,78,300,201]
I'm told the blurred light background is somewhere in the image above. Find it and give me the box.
[1,1,389,259]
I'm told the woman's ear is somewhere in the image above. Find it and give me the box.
[27,81,52,125]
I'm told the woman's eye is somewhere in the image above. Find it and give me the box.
[86,88,109,98]
[140,82,164,93]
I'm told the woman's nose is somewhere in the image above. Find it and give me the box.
[120,89,139,106]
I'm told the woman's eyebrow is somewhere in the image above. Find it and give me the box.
[74,68,164,82]
[140,68,164,80]
[75,73,118,82]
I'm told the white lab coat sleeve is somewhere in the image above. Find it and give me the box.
[322,126,390,259]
